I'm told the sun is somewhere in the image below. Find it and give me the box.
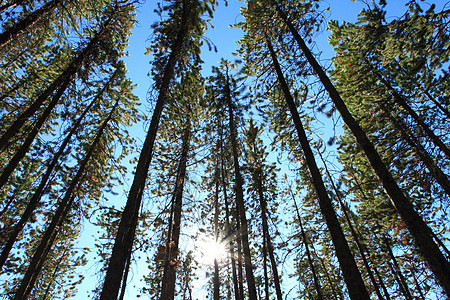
[195,234,227,265]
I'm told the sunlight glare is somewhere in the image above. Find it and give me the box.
[195,235,227,265]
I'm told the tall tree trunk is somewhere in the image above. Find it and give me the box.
[379,101,450,197]
[266,35,370,300]
[374,70,450,160]
[159,123,191,300]
[0,74,109,269]
[0,0,63,47]
[314,250,343,300]
[213,170,220,300]
[273,3,450,294]
[220,128,240,300]
[384,237,413,300]
[317,151,384,300]
[0,8,116,155]
[373,265,391,300]
[262,229,269,300]
[292,194,324,300]
[99,1,193,298]
[224,66,258,300]
[13,101,118,300]
[0,0,26,14]
[252,152,283,300]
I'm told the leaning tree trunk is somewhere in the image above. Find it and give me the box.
[13,101,118,300]
[384,237,413,300]
[379,100,450,197]
[99,1,193,298]
[254,167,282,300]
[224,67,258,300]
[292,195,324,300]
[0,7,117,155]
[159,123,191,300]
[373,69,450,160]
[0,0,63,48]
[273,3,450,295]
[317,151,384,300]
[266,35,370,300]
[220,128,241,300]
[0,73,113,270]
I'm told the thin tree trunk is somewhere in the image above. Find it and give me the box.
[0,0,26,14]
[266,35,370,300]
[252,152,283,300]
[410,265,426,300]
[213,166,220,300]
[0,0,62,47]
[0,71,117,270]
[315,250,343,300]
[384,237,413,300]
[220,127,240,300]
[0,8,116,155]
[379,101,450,197]
[292,194,324,300]
[375,71,450,160]
[274,3,450,294]
[373,265,391,300]
[99,1,193,298]
[317,151,384,299]
[13,101,118,299]
[224,66,258,300]
[159,123,191,300]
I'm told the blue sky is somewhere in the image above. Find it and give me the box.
[74,0,448,298]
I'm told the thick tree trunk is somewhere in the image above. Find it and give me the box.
[266,35,370,300]
[224,67,258,300]
[159,124,191,300]
[0,0,62,47]
[13,101,117,299]
[274,3,450,294]
[99,1,193,298]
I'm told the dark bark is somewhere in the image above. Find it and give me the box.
[274,3,450,294]
[220,128,240,300]
[13,101,118,300]
[380,101,450,197]
[99,1,193,298]
[224,67,258,300]
[159,124,191,300]
[384,237,413,300]
[0,80,102,270]
[213,172,220,300]
[266,35,370,300]
[374,71,450,160]
[374,266,391,300]
[253,162,282,300]
[0,0,62,47]
[292,195,323,300]
[317,151,384,299]
[410,265,426,300]
[315,251,343,300]
[0,9,115,155]
[0,0,26,14]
